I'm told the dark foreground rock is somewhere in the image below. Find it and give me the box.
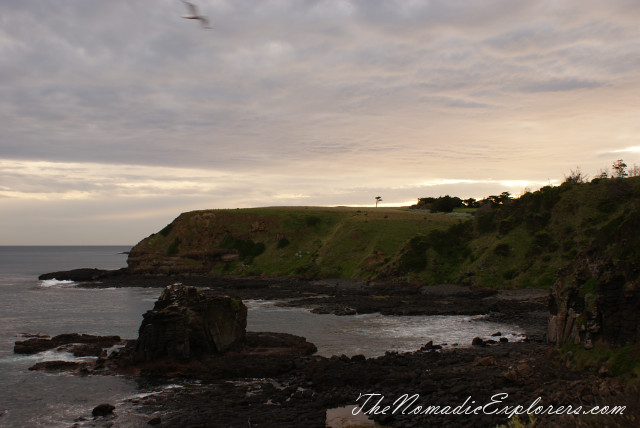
[21,336,636,426]
[92,403,115,417]
[25,276,635,426]
[123,340,638,428]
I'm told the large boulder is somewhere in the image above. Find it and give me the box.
[133,284,247,362]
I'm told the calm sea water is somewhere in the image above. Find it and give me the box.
[0,247,523,427]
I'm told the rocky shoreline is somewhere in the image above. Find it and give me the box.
[125,341,637,428]
[16,335,637,427]
[27,271,637,427]
[39,269,549,337]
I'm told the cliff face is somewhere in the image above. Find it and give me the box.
[126,207,463,279]
[548,205,640,348]
[127,211,240,274]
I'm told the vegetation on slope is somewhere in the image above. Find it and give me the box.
[127,206,465,279]
[128,176,640,290]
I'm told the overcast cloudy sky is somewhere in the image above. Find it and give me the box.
[2,0,640,244]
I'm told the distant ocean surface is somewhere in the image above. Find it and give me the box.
[0,246,523,427]
[0,246,160,427]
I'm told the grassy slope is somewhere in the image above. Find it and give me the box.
[131,176,640,289]
[132,206,466,279]
[460,177,640,289]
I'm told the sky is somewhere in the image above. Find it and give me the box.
[1,0,640,245]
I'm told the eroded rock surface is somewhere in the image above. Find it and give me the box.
[133,284,247,362]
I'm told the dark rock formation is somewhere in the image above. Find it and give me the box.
[92,403,115,417]
[133,284,247,362]
[127,340,638,428]
[14,333,122,355]
[548,246,640,347]
[29,361,88,372]
[38,268,127,281]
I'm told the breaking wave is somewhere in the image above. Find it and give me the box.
[38,279,77,288]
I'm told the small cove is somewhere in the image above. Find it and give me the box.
[0,247,526,426]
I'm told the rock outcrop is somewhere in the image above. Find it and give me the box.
[38,268,127,282]
[548,247,640,348]
[133,284,247,362]
[14,333,122,355]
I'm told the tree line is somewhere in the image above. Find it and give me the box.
[565,159,640,184]
[413,159,639,213]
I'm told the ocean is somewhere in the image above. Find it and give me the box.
[0,246,523,427]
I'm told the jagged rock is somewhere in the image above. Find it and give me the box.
[92,403,115,417]
[548,246,640,347]
[133,284,247,362]
[14,333,121,355]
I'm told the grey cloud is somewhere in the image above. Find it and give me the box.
[419,96,492,109]
[0,2,639,212]
[518,78,605,93]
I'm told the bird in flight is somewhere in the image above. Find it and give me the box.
[181,0,212,29]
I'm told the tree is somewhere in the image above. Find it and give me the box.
[612,159,628,178]
[375,196,382,207]
[564,166,587,184]
[499,191,512,204]
[630,164,640,177]
[431,195,462,212]
[462,198,478,208]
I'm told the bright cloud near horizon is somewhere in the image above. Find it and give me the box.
[2,0,640,244]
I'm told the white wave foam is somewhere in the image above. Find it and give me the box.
[39,279,77,288]
[0,349,87,366]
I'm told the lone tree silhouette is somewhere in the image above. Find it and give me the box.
[375,196,382,207]
[612,159,628,178]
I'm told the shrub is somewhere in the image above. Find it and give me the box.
[220,235,266,261]
[397,235,430,273]
[525,212,551,231]
[277,237,290,249]
[166,238,181,256]
[431,195,463,213]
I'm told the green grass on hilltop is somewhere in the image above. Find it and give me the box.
[130,176,640,289]
[132,206,466,280]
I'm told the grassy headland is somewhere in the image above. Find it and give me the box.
[127,206,466,279]
[128,176,640,289]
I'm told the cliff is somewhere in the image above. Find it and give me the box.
[127,206,465,279]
